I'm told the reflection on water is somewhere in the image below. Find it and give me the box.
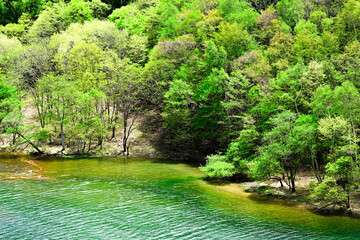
[1,152,360,239]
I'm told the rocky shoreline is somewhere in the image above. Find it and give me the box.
[241,181,360,216]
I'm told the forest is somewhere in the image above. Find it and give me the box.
[0,0,360,210]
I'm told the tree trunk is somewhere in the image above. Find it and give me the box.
[88,137,92,152]
[82,141,86,153]
[291,178,296,193]
[123,113,128,154]
[17,132,43,154]
[289,170,296,193]
[60,122,65,152]
[111,126,116,139]
[311,149,323,182]
[346,195,351,209]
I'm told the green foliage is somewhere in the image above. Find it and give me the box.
[109,3,151,35]
[88,0,111,19]
[292,29,323,63]
[214,22,255,59]
[204,40,228,73]
[0,34,23,70]
[26,2,69,41]
[177,9,202,35]
[22,0,46,18]
[218,0,259,30]
[332,40,360,87]
[276,0,305,27]
[1,0,360,205]
[66,0,94,23]
[0,81,19,122]
[0,0,24,25]
[199,154,236,178]
[164,79,193,108]
[193,68,228,137]
[226,126,259,169]
[265,32,293,71]
[221,72,253,130]
[311,177,348,207]
[251,111,316,191]
[336,0,360,45]
[157,0,180,39]
[312,156,357,209]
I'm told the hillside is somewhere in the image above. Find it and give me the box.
[1,0,360,210]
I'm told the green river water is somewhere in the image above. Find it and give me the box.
[1,152,360,239]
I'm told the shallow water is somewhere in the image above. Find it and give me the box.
[1,153,360,239]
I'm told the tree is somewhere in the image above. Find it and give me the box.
[313,81,360,166]
[0,34,23,71]
[11,43,55,89]
[163,78,195,151]
[63,41,105,91]
[253,111,316,192]
[276,0,305,27]
[313,156,358,210]
[22,0,46,18]
[232,50,272,90]
[332,40,360,88]
[0,81,19,125]
[255,7,291,46]
[141,59,176,107]
[272,61,306,114]
[214,22,256,60]
[26,2,69,41]
[226,126,260,171]
[66,0,93,24]
[109,58,144,155]
[109,3,149,35]
[30,74,55,128]
[177,10,203,36]
[335,0,360,45]
[0,0,23,25]
[193,68,228,153]
[156,0,179,39]
[221,72,254,133]
[292,29,324,64]
[311,177,349,210]
[218,0,259,30]
[49,76,78,152]
[203,40,228,74]
[0,81,45,154]
[88,0,111,19]
[71,88,108,153]
[196,9,223,42]
[265,32,293,71]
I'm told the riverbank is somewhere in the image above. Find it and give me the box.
[239,177,360,216]
[211,180,360,216]
[0,98,204,161]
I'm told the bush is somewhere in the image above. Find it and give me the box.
[199,154,236,178]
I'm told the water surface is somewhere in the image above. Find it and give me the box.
[1,153,360,239]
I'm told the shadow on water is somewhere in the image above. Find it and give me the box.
[306,206,360,218]
[0,151,26,160]
[31,154,201,168]
[149,157,201,168]
[245,185,360,218]
[246,192,302,208]
[202,173,251,186]
[203,177,232,186]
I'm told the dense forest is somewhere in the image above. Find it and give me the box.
[0,0,360,210]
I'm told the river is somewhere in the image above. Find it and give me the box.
[1,152,360,239]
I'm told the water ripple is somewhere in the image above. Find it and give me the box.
[1,157,360,239]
